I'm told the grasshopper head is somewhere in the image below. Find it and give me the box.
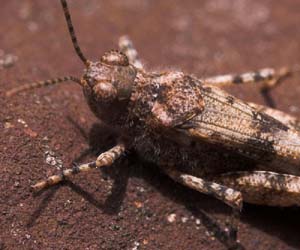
[83,51,137,102]
[82,51,137,121]
[6,1,137,124]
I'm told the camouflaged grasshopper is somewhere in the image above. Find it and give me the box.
[6,0,300,247]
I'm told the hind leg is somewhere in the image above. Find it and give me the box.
[204,66,299,108]
[204,67,295,89]
[213,170,300,206]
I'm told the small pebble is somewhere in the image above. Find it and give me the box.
[195,218,201,225]
[23,128,38,138]
[167,213,176,223]
[134,201,143,208]
[0,50,18,69]
[132,241,140,250]
[17,118,28,127]
[4,122,14,129]
[181,216,188,223]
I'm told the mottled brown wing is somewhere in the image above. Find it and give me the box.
[176,84,300,174]
[183,84,289,143]
[151,76,205,127]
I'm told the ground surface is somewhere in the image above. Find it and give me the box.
[1,0,300,249]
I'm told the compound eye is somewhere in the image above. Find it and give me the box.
[93,81,117,102]
[85,77,95,87]
[100,50,129,66]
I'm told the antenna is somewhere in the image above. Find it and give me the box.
[6,76,83,97]
[6,1,88,97]
[60,0,89,65]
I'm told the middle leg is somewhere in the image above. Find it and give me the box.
[118,35,144,70]
[163,167,242,246]
[164,167,243,210]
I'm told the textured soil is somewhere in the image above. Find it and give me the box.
[1,0,300,249]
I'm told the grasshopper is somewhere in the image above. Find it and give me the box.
[6,0,300,247]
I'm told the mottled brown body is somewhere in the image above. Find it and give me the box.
[129,70,295,167]
[64,46,300,211]
[115,68,300,206]
[6,0,300,247]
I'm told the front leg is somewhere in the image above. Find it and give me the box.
[31,143,125,192]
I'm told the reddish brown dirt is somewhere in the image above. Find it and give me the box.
[1,1,300,249]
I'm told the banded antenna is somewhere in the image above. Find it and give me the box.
[6,0,87,97]
[60,0,89,65]
[6,76,82,97]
